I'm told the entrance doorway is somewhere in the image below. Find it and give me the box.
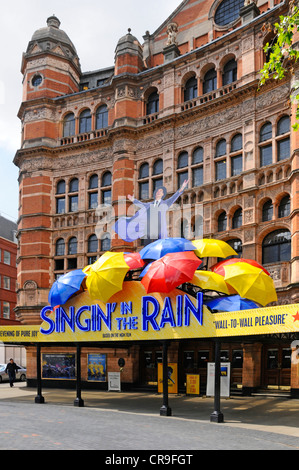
[140,347,162,386]
[262,345,291,389]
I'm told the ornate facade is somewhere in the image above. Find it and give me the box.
[14,0,299,393]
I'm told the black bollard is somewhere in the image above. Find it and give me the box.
[35,344,45,404]
[210,339,224,423]
[160,341,172,416]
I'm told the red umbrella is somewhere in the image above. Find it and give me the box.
[141,251,201,293]
[123,252,145,269]
[211,258,270,276]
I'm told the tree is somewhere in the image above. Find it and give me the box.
[259,0,299,129]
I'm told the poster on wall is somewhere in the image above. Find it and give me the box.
[206,362,231,397]
[42,353,76,379]
[157,363,178,394]
[186,374,200,395]
[87,354,106,381]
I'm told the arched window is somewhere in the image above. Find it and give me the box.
[152,159,163,192]
[184,76,198,101]
[231,134,242,152]
[139,163,149,179]
[262,200,273,222]
[218,212,227,232]
[277,116,290,136]
[216,139,226,157]
[79,109,91,133]
[232,208,242,229]
[102,171,112,187]
[203,68,217,94]
[139,163,149,200]
[277,116,290,161]
[178,151,188,168]
[88,234,98,253]
[260,122,272,142]
[55,238,65,256]
[177,152,189,189]
[260,122,272,167]
[153,159,163,175]
[56,180,65,194]
[101,234,111,252]
[278,195,290,218]
[215,0,245,26]
[68,237,77,255]
[192,147,203,164]
[89,174,98,189]
[222,59,237,85]
[96,105,108,129]
[69,178,78,212]
[56,180,65,214]
[101,172,112,206]
[63,113,75,137]
[146,91,159,115]
[69,178,78,193]
[262,229,291,264]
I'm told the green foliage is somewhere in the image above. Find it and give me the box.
[259,3,299,129]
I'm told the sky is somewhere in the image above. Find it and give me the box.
[0,0,180,223]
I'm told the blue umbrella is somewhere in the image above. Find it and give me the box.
[48,269,86,309]
[139,238,196,260]
[139,262,153,279]
[205,295,259,312]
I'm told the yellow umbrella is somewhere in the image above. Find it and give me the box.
[192,239,238,258]
[223,262,277,306]
[85,251,129,302]
[190,270,237,295]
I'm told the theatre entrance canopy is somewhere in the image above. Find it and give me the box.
[0,281,298,344]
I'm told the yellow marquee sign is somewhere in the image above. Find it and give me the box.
[0,282,298,343]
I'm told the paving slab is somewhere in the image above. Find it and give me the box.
[0,383,298,450]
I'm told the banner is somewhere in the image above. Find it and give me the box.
[206,362,231,397]
[157,363,178,394]
[0,282,298,343]
[186,374,200,395]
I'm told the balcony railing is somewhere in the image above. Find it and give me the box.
[180,82,237,112]
[60,128,110,146]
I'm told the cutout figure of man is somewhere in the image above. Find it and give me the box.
[113,179,189,243]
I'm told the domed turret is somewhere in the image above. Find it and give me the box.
[20,16,82,149]
[23,15,81,75]
[21,16,81,102]
[114,29,143,75]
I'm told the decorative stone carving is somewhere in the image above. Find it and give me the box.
[244,0,257,7]
[23,280,37,290]
[166,23,178,46]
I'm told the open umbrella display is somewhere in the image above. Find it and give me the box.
[211,258,270,276]
[223,262,277,307]
[123,252,145,269]
[192,239,238,258]
[139,237,196,260]
[48,269,86,309]
[84,251,130,302]
[189,270,236,295]
[141,251,201,293]
[205,295,259,312]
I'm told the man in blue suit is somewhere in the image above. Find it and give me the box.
[113,179,189,243]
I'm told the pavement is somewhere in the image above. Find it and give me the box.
[0,382,299,451]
